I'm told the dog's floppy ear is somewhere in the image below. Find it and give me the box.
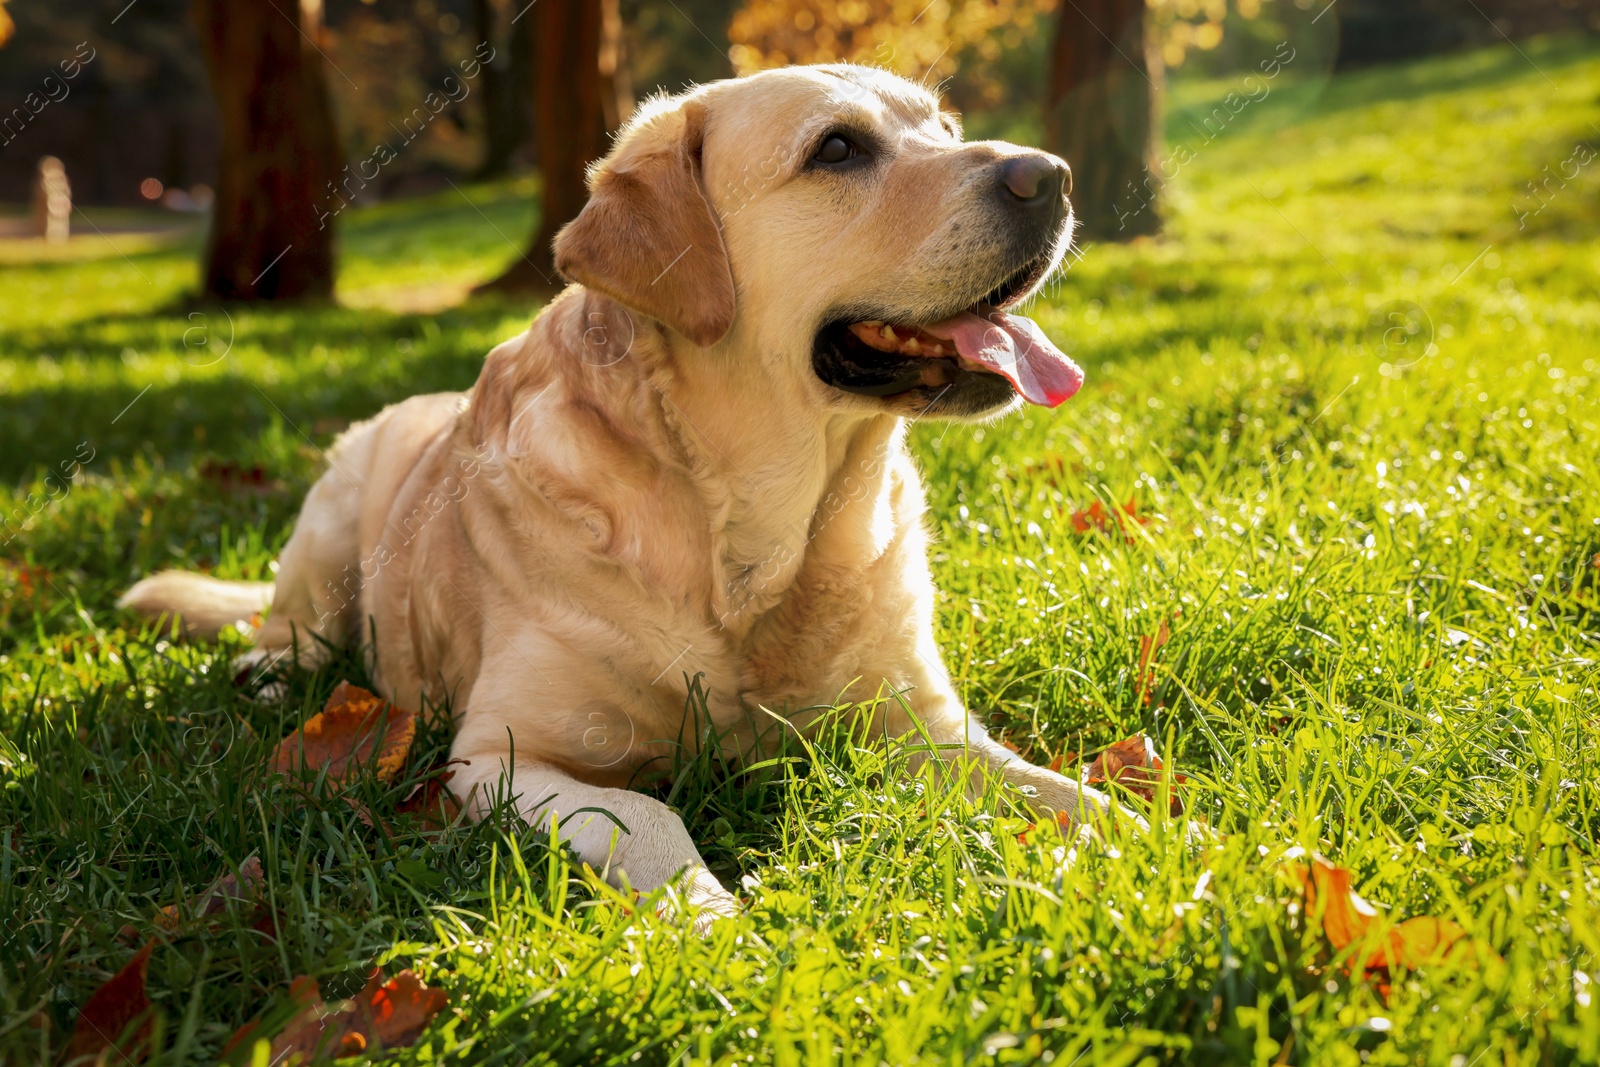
[554,100,735,348]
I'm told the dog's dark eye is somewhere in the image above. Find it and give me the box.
[814,134,859,166]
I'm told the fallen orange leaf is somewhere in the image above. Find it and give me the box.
[1082,733,1186,815]
[1300,855,1477,983]
[249,969,449,1064]
[356,969,451,1047]
[219,975,321,1065]
[1373,916,1475,971]
[1069,498,1150,539]
[1069,500,1110,534]
[65,940,155,1065]
[155,855,265,931]
[1026,453,1075,482]
[3,562,52,600]
[395,765,465,833]
[1134,620,1172,707]
[198,459,284,496]
[270,681,415,785]
[265,981,361,1064]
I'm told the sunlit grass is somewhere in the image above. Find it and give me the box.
[2,36,1599,1065]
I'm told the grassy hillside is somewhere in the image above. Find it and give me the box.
[3,35,1599,1065]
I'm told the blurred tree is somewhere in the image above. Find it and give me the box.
[624,0,741,97]
[727,0,1051,114]
[194,0,341,299]
[320,1,483,199]
[599,0,634,131]
[471,0,531,178]
[1045,0,1159,240]
[730,0,1144,230]
[1147,0,1236,71]
[728,0,1277,241]
[481,0,628,294]
[0,0,219,205]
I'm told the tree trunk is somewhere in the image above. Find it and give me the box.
[194,0,341,300]
[472,0,533,179]
[597,0,633,133]
[1044,0,1161,242]
[479,0,617,294]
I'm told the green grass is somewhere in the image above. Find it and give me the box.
[4,35,1600,1065]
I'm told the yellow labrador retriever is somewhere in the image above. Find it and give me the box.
[122,65,1118,920]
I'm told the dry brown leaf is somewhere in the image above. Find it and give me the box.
[65,940,155,1065]
[1134,620,1173,707]
[1300,854,1480,989]
[354,969,451,1047]
[198,459,284,496]
[246,970,448,1064]
[1017,737,1181,843]
[154,856,265,931]
[1069,498,1151,539]
[265,977,358,1065]
[1082,733,1186,815]
[219,975,321,1064]
[1022,453,1076,483]
[395,765,465,833]
[3,561,51,600]
[270,681,415,785]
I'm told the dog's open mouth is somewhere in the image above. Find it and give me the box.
[813,303,1084,408]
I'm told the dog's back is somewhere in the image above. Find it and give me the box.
[120,392,467,657]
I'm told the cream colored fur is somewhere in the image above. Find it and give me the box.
[121,65,1123,924]
[118,572,273,639]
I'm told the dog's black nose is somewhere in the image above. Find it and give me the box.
[1000,153,1070,208]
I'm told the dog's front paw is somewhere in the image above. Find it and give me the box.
[231,647,291,702]
[660,866,740,935]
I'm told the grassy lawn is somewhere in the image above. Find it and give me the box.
[4,36,1600,1065]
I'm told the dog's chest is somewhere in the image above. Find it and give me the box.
[714,544,915,718]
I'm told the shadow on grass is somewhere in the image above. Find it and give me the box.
[1291,33,1599,117]
[0,296,538,484]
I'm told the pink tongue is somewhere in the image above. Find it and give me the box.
[923,311,1083,407]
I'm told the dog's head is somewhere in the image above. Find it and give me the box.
[555,64,1082,421]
